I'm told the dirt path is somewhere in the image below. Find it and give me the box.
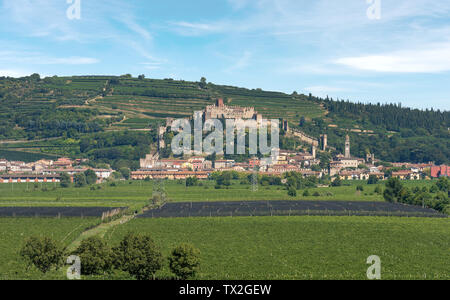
[66,214,135,252]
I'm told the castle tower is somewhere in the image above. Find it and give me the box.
[216,98,224,107]
[345,135,351,158]
[321,134,328,151]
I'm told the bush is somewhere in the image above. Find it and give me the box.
[331,177,342,187]
[303,190,310,197]
[186,177,199,187]
[113,233,163,280]
[169,243,201,280]
[383,177,403,203]
[60,173,71,188]
[313,191,320,197]
[84,169,98,185]
[74,237,113,275]
[356,185,364,192]
[20,236,64,273]
[374,185,383,195]
[287,187,297,197]
[367,175,379,185]
[74,173,87,188]
[119,168,131,180]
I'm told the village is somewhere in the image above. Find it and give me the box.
[0,99,448,184]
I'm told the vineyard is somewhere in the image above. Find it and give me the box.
[141,200,447,218]
[105,216,450,280]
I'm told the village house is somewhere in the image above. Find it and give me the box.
[391,170,421,180]
[0,174,61,184]
[430,165,450,178]
[131,170,211,180]
[53,157,73,168]
[214,160,235,170]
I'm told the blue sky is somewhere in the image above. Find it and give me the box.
[0,0,449,110]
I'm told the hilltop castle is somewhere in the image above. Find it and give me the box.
[204,98,258,120]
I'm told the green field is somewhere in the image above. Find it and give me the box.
[0,149,59,162]
[0,180,437,209]
[104,216,450,280]
[0,218,100,280]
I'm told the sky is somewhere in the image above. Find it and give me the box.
[0,0,449,110]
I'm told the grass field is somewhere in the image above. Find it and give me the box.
[0,180,437,209]
[104,216,450,280]
[0,217,100,280]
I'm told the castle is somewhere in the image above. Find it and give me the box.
[204,98,258,120]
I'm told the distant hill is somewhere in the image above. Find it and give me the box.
[0,74,448,166]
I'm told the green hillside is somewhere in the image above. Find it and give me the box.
[0,74,448,165]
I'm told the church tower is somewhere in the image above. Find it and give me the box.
[345,135,351,158]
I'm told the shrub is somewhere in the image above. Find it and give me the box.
[356,185,364,192]
[287,187,297,197]
[20,236,64,273]
[383,177,404,203]
[374,185,383,195]
[303,190,310,197]
[169,243,201,280]
[74,237,113,275]
[113,233,163,280]
[84,169,98,185]
[367,175,379,185]
[331,177,342,187]
[313,191,320,197]
[60,173,71,188]
[74,173,87,188]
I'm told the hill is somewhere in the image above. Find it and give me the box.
[0,74,448,167]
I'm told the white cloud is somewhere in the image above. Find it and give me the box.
[335,43,450,73]
[0,51,99,65]
[0,69,30,77]
[226,51,252,72]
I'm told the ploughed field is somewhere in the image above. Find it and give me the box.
[141,201,447,218]
[0,206,124,218]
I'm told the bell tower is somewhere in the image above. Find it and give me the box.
[345,134,351,158]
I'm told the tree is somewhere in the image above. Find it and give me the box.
[60,173,71,188]
[374,185,383,195]
[74,173,87,187]
[383,177,404,203]
[356,185,364,192]
[84,169,98,185]
[186,176,199,187]
[199,77,207,89]
[368,175,379,185]
[119,167,131,180]
[436,177,450,192]
[288,187,297,197]
[20,236,63,273]
[299,116,306,127]
[331,176,342,187]
[303,190,310,197]
[169,243,201,280]
[113,233,163,280]
[74,237,113,275]
[138,74,145,80]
